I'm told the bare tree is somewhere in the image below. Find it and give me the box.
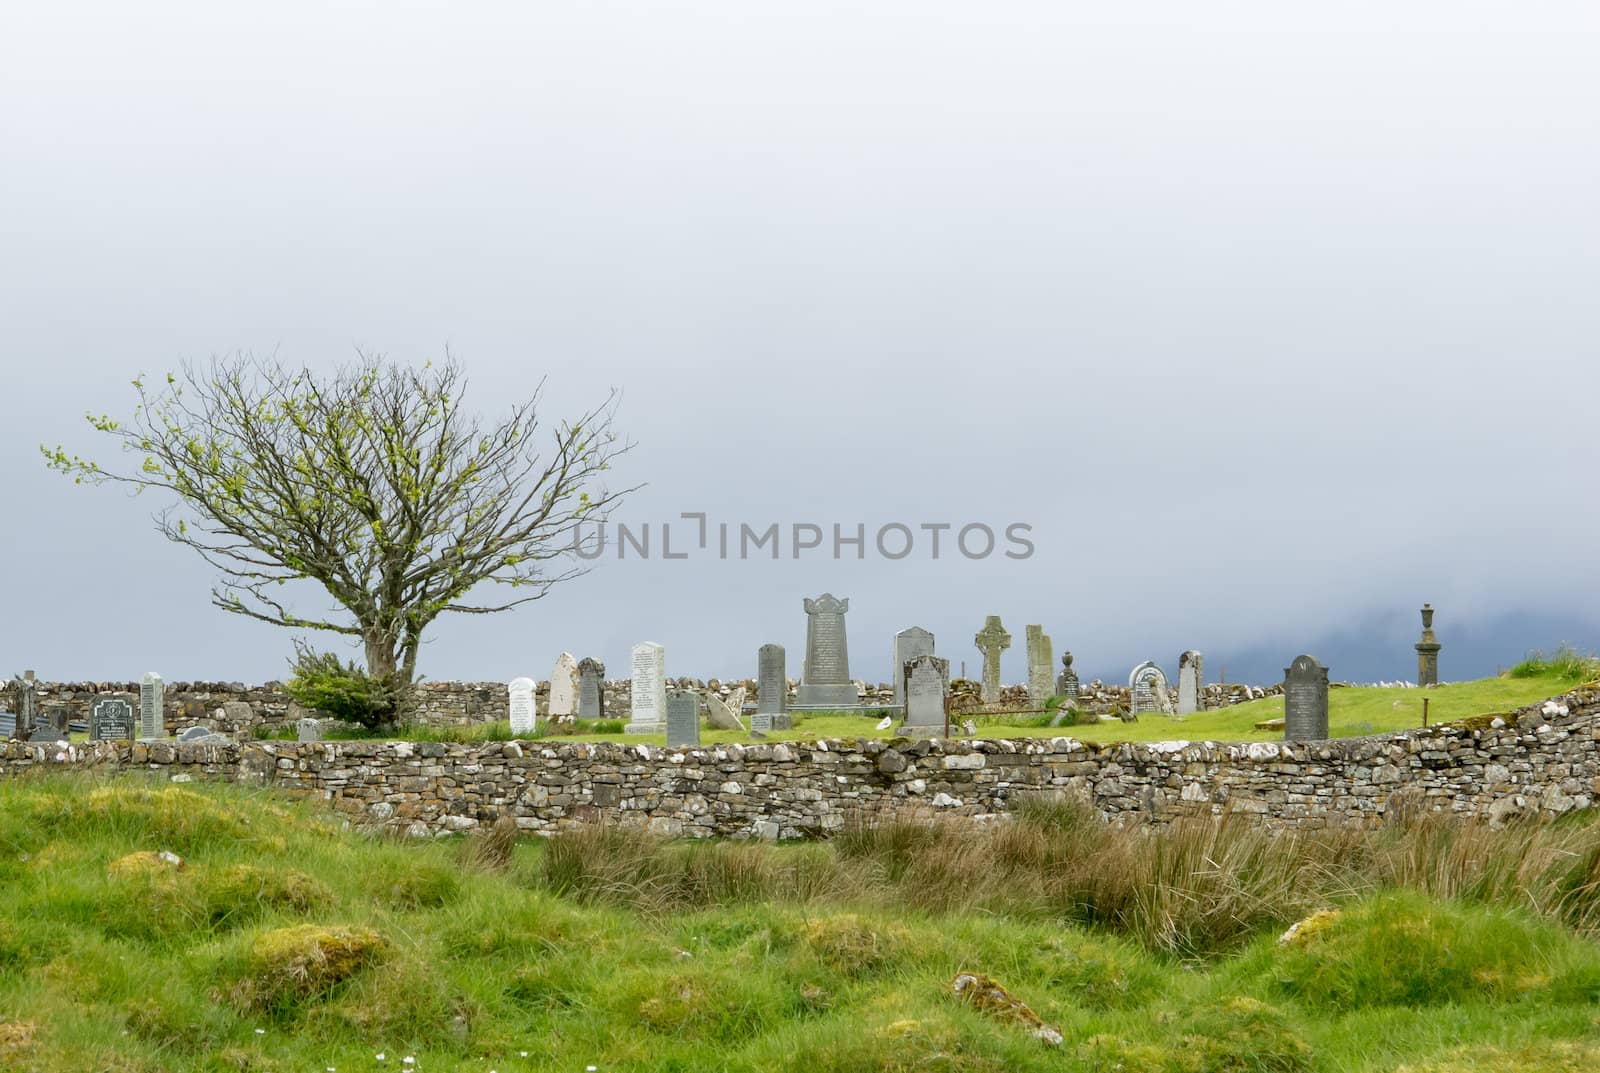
[44,353,633,688]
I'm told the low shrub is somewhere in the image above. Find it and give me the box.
[283,641,407,729]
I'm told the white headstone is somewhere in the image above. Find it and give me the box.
[627,641,666,733]
[508,676,537,736]
[139,671,164,740]
[547,652,579,718]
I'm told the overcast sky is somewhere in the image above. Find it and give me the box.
[3,1,1597,689]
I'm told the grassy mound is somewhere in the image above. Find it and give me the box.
[3,774,1600,1070]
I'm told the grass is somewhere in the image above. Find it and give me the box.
[8,776,1600,1070]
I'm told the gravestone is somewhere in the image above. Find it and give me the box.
[704,692,744,731]
[1025,625,1054,707]
[627,641,667,733]
[1177,651,1204,715]
[756,643,791,729]
[666,689,701,747]
[1128,661,1171,716]
[139,671,165,740]
[177,725,230,745]
[898,654,950,738]
[548,652,579,717]
[296,717,323,743]
[1055,652,1080,708]
[1415,604,1440,686]
[891,627,936,707]
[973,616,1012,704]
[796,594,857,707]
[577,658,605,721]
[1283,654,1330,740]
[12,673,39,740]
[90,697,135,741]
[750,712,773,734]
[508,676,537,736]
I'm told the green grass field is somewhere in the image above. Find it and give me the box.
[287,670,1582,748]
[6,776,1600,1071]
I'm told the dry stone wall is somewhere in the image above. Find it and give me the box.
[3,688,1595,840]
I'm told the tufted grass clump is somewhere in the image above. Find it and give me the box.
[225,924,387,1014]
[1508,646,1600,683]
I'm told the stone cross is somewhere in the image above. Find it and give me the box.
[665,689,700,747]
[797,594,857,707]
[576,658,605,721]
[891,627,936,707]
[1025,625,1054,708]
[626,641,667,733]
[90,697,135,741]
[973,616,1012,704]
[1055,652,1080,708]
[898,654,950,739]
[508,676,537,736]
[1415,604,1440,686]
[1177,651,1204,715]
[139,671,165,740]
[547,652,579,718]
[1283,654,1330,740]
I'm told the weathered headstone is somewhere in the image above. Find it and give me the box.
[666,689,701,747]
[577,658,605,721]
[704,691,744,731]
[1025,625,1054,707]
[1128,661,1170,716]
[891,627,936,707]
[508,676,537,736]
[973,616,1012,704]
[1055,652,1080,708]
[12,673,39,740]
[750,712,773,734]
[139,671,165,740]
[797,594,857,707]
[898,654,950,738]
[547,652,579,717]
[1283,654,1330,740]
[627,641,667,733]
[1177,651,1204,715]
[756,644,792,728]
[90,697,136,741]
[1415,604,1440,686]
[296,717,323,743]
[177,725,230,744]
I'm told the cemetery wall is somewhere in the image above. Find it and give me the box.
[3,687,1595,839]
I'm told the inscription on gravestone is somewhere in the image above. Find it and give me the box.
[1283,654,1330,740]
[898,654,950,738]
[666,689,700,747]
[508,676,537,736]
[797,594,857,707]
[90,697,135,741]
[139,671,165,740]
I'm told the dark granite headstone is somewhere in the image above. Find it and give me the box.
[1283,654,1330,740]
[90,697,136,741]
[665,689,700,747]
[577,658,605,721]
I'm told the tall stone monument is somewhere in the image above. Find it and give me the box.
[1415,604,1440,687]
[973,616,1012,704]
[754,643,788,732]
[139,671,164,740]
[1056,652,1080,708]
[508,676,537,736]
[898,654,950,738]
[90,696,135,741]
[1177,651,1204,715]
[577,658,605,722]
[548,652,579,718]
[796,594,857,707]
[1025,625,1054,707]
[1283,654,1330,740]
[627,641,667,733]
[891,627,936,707]
[1128,661,1170,716]
[665,689,701,747]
